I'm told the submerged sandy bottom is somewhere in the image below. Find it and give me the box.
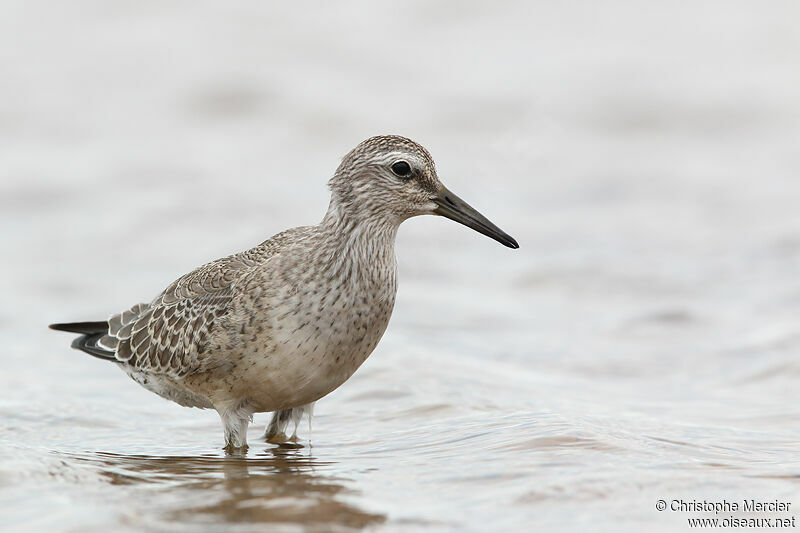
[1,1,799,531]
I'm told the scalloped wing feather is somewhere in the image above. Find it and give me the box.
[96,226,316,378]
[98,260,251,377]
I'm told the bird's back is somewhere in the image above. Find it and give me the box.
[63,226,315,379]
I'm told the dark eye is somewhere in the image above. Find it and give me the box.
[391,160,412,179]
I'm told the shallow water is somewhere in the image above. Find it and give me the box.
[2,1,800,531]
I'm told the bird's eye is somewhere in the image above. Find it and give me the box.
[390,161,412,179]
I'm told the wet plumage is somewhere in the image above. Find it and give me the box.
[51,135,518,450]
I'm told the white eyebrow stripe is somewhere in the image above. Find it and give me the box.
[377,152,423,167]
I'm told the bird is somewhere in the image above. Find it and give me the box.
[50,135,519,450]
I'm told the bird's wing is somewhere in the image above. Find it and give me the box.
[97,255,255,377]
[96,226,316,377]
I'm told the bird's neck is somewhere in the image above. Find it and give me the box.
[318,199,400,281]
[321,199,400,247]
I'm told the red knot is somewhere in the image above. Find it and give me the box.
[50,135,519,450]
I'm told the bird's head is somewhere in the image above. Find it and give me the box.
[327,135,518,249]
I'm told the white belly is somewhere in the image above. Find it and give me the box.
[122,365,213,409]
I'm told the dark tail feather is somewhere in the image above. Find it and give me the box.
[49,321,108,335]
[50,321,116,361]
[72,332,117,361]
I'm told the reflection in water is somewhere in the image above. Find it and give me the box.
[64,447,385,529]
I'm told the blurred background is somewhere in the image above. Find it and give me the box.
[1,1,799,531]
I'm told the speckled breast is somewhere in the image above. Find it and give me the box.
[227,251,398,411]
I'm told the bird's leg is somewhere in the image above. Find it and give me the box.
[264,402,315,443]
[218,404,253,451]
[264,408,292,443]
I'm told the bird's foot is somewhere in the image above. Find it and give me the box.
[264,403,314,443]
[222,443,249,456]
[265,431,289,444]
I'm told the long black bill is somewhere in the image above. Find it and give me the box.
[432,186,519,249]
